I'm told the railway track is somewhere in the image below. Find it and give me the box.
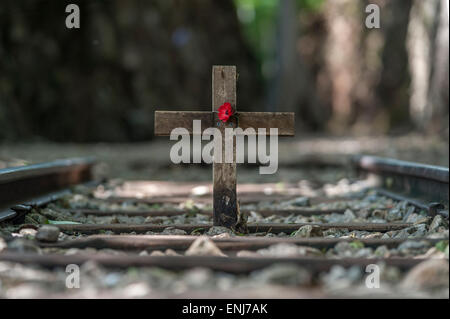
[0,155,448,298]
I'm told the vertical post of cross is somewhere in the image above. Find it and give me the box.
[212,66,238,228]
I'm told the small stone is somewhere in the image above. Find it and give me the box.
[393,229,410,239]
[183,268,214,288]
[80,261,105,278]
[354,248,374,258]
[212,233,232,239]
[150,250,165,256]
[139,250,149,256]
[398,240,430,254]
[333,242,354,257]
[372,210,387,219]
[72,184,93,196]
[413,217,430,225]
[8,239,41,254]
[292,225,322,238]
[237,250,260,258]
[365,194,378,202]
[284,197,310,207]
[402,206,415,222]
[429,215,444,233]
[386,208,402,222]
[164,249,180,256]
[321,265,362,288]
[65,248,82,255]
[401,259,449,290]
[356,209,370,219]
[103,272,122,287]
[257,243,321,257]
[427,230,449,239]
[191,186,209,196]
[185,236,226,257]
[251,264,311,286]
[19,228,37,237]
[374,245,390,257]
[380,265,402,282]
[410,224,427,237]
[363,232,383,239]
[161,227,187,236]
[342,209,356,222]
[322,228,348,237]
[406,213,423,223]
[35,225,60,243]
[334,241,367,257]
[110,216,120,224]
[206,226,234,237]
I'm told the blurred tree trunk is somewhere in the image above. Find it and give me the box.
[322,0,363,133]
[374,0,412,132]
[271,0,330,131]
[270,0,301,113]
[407,0,449,135]
[427,0,449,136]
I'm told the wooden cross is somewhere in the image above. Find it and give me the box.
[155,66,295,229]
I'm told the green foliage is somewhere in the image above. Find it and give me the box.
[349,241,365,250]
[191,228,206,236]
[233,0,325,79]
[296,0,325,11]
[24,213,49,225]
[435,240,449,253]
[233,0,279,70]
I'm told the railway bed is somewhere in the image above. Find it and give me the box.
[0,155,448,298]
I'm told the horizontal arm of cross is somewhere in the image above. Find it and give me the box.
[154,111,295,136]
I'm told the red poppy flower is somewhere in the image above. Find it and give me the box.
[217,102,234,122]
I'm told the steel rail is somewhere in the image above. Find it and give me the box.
[0,158,96,222]
[352,155,449,204]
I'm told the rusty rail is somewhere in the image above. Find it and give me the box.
[0,158,96,222]
[352,155,449,204]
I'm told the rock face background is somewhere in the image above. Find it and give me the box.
[0,0,261,142]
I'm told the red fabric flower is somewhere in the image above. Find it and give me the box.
[217,102,234,122]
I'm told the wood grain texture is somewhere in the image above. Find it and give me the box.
[0,253,424,273]
[54,222,413,234]
[40,235,441,251]
[212,66,238,227]
[154,111,294,136]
